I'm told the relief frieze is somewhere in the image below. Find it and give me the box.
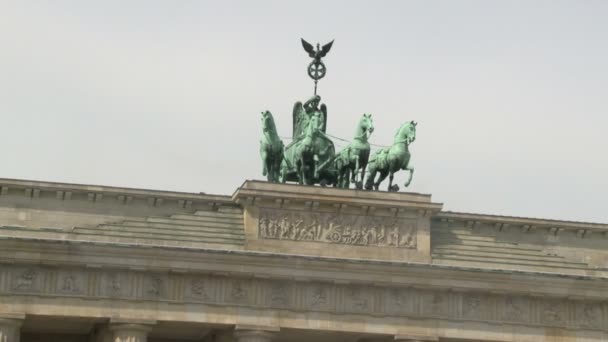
[0,265,606,332]
[258,208,417,248]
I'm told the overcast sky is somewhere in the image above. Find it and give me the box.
[1,1,607,223]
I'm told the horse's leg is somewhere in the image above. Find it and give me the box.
[374,170,389,191]
[279,160,287,183]
[404,165,415,187]
[261,149,268,177]
[364,163,376,190]
[388,171,396,192]
[356,163,367,190]
[352,155,359,184]
[297,157,304,185]
[313,154,320,180]
[270,155,279,182]
[344,168,350,188]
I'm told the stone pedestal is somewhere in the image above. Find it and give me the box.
[233,181,443,263]
[0,315,24,342]
[109,323,153,342]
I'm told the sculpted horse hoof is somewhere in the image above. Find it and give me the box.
[355,181,363,190]
[389,184,400,192]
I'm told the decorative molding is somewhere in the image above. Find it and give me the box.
[0,178,233,211]
[258,208,417,248]
[1,265,606,332]
[435,212,608,237]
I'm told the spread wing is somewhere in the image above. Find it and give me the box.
[319,40,334,57]
[292,101,304,138]
[320,103,328,133]
[301,38,315,58]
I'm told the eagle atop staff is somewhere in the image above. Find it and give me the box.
[301,39,334,64]
[301,38,334,94]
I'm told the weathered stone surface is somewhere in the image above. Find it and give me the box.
[0,178,607,342]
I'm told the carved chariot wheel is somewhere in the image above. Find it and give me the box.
[307,61,326,80]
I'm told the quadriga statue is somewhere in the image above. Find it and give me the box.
[364,120,417,192]
[334,113,374,189]
[259,111,284,183]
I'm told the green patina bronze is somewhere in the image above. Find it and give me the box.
[292,95,327,138]
[257,39,418,191]
[334,113,374,189]
[259,110,284,182]
[281,98,336,186]
[364,121,417,192]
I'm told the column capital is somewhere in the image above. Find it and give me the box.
[109,318,156,333]
[109,319,156,342]
[234,325,279,342]
[394,335,438,342]
[0,313,25,328]
[109,323,153,333]
[0,314,25,342]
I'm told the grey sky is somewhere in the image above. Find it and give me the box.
[1,1,607,223]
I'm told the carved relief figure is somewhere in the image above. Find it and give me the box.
[425,292,446,315]
[14,269,37,290]
[542,302,563,324]
[61,275,78,293]
[579,303,603,328]
[147,277,162,296]
[109,273,121,295]
[388,288,413,314]
[230,281,248,301]
[191,278,209,299]
[347,287,369,311]
[270,282,289,306]
[503,296,525,321]
[462,294,482,318]
[309,285,329,308]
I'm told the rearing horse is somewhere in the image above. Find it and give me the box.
[259,110,284,182]
[364,120,417,191]
[334,113,374,189]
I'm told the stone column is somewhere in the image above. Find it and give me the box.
[0,314,25,342]
[234,325,278,342]
[109,321,155,342]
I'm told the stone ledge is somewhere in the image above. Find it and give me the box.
[233,180,443,213]
[436,211,608,235]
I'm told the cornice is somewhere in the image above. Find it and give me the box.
[435,211,608,237]
[1,236,606,300]
[0,177,232,208]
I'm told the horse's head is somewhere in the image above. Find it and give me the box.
[395,120,417,144]
[359,113,375,137]
[261,110,276,133]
